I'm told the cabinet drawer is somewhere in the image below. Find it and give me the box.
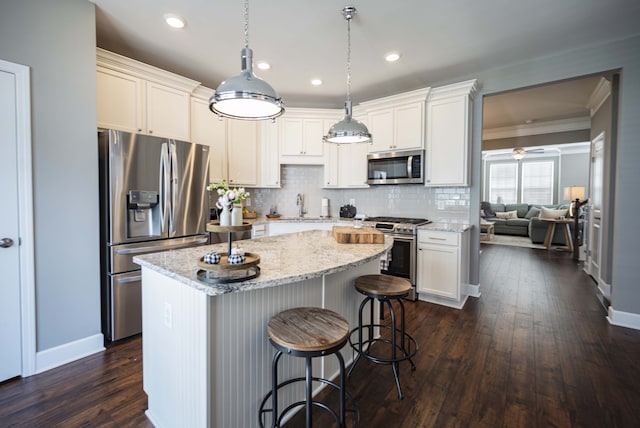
[418,230,459,246]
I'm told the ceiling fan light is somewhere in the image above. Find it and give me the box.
[512,148,527,160]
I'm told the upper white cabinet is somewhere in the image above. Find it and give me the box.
[96,48,198,140]
[360,88,430,153]
[425,79,478,187]
[256,121,281,188]
[280,108,337,165]
[323,112,369,188]
[190,87,258,187]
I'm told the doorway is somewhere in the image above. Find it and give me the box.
[0,59,36,380]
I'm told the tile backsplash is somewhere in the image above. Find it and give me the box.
[244,165,470,222]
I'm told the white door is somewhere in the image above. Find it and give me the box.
[0,69,22,382]
[587,132,604,280]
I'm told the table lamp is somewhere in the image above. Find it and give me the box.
[563,185,588,260]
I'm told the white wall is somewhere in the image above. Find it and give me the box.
[0,1,101,351]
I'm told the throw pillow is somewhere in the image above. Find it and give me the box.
[480,201,495,217]
[539,206,568,220]
[495,210,518,219]
[525,206,541,219]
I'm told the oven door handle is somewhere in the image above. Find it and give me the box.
[384,234,414,242]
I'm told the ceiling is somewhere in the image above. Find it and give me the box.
[92,0,639,122]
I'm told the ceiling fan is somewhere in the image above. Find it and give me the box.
[511,147,544,160]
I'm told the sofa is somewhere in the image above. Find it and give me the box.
[481,202,582,245]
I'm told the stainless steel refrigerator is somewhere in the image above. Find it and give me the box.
[98,129,210,342]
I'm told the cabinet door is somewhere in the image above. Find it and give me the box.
[417,244,459,299]
[146,81,191,140]
[367,109,394,152]
[302,119,324,157]
[257,121,281,187]
[426,95,469,186]
[280,117,303,156]
[227,120,257,186]
[323,142,339,187]
[190,98,226,183]
[338,144,369,187]
[394,102,424,151]
[97,67,144,133]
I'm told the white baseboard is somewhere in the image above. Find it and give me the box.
[419,293,468,309]
[467,283,481,298]
[607,307,640,331]
[35,333,105,374]
[598,280,611,299]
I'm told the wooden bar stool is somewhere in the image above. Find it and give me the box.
[258,307,358,428]
[347,274,417,400]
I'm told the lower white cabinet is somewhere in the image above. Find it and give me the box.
[417,229,470,308]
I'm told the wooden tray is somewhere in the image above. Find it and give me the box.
[206,221,253,233]
[243,212,257,219]
[266,214,281,219]
[198,252,260,271]
[332,225,385,244]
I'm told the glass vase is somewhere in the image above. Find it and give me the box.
[231,203,243,226]
[219,204,231,226]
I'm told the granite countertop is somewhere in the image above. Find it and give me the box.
[418,221,472,233]
[134,230,392,296]
[251,216,354,225]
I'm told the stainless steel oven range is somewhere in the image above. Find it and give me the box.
[363,216,431,300]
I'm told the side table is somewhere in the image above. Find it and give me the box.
[540,218,574,252]
[480,221,495,241]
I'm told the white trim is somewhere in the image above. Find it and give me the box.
[598,280,611,300]
[483,116,591,140]
[607,307,640,331]
[0,59,36,377]
[35,334,105,374]
[586,77,611,116]
[466,283,481,298]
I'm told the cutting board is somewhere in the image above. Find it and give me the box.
[332,226,385,244]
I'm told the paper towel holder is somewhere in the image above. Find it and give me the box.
[321,197,330,218]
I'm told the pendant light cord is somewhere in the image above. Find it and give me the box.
[346,14,352,104]
[244,0,249,48]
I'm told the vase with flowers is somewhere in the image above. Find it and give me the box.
[207,181,250,226]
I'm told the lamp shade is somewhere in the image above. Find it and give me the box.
[324,101,371,144]
[563,186,585,201]
[210,47,284,120]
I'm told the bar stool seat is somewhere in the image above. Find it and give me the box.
[348,274,417,400]
[259,307,358,427]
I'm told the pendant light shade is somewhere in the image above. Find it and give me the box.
[209,1,284,120]
[324,6,372,144]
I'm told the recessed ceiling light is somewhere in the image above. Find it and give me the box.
[257,61,271,70]
[164,13,186,29]
[384,52,401,62]
[311,79,323,86]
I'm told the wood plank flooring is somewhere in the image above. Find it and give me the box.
[2,244,640,427]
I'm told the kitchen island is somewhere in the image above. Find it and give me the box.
[134,230,392,428]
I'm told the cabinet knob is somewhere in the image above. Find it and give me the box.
[149,130,153,134]
[138,128,143,132]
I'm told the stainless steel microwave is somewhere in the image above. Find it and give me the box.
[367,149,424,184]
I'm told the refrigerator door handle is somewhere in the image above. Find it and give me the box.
[169,141,178,234]
[114,274,142,284]
[115,237,209,255]
[159,142,170,233]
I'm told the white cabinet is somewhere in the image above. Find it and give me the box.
[190,96,226,183]
[417,229,470,309]
[227,120,258,186]
[96,49,198,140]
[425,79,477,187]
[360,88,430,153]
[280,108,337,165]
[190,88,258,187]
[255,121,281,188]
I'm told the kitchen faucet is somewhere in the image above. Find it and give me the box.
[296,193,304,217]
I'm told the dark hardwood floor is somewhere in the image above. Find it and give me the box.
[2,244,640,427]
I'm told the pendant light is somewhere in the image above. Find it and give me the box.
[209,0,284,120]
[324,6,372,144]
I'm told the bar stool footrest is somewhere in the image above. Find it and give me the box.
[348,324,418,365]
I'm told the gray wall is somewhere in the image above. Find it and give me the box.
[559,152,590,199]
[0,0,100,350]
[483,129,591,151]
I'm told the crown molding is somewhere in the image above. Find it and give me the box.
[586,77,611,116]
[482,117,590,140]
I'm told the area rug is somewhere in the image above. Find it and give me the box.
[481,234,546,249]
